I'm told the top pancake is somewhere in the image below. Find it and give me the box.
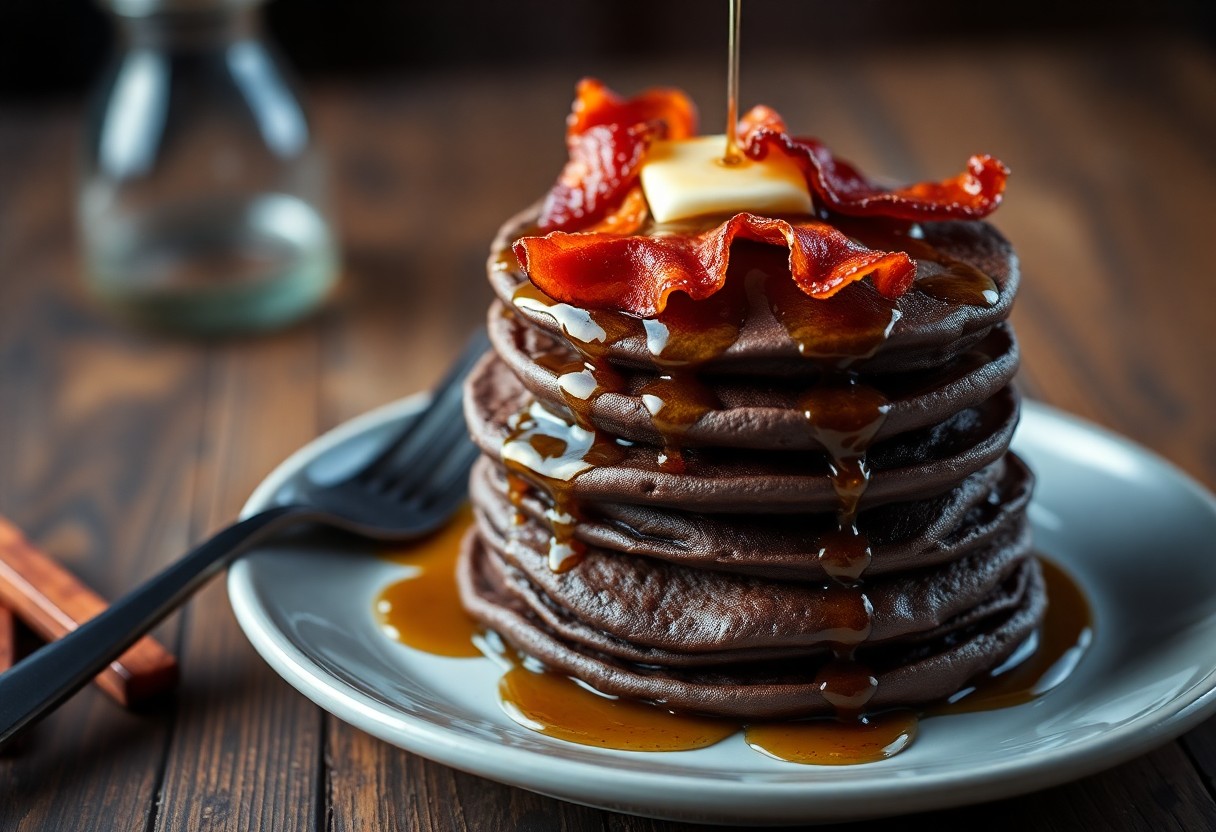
[489,205,1019,376]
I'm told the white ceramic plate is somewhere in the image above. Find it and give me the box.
[229,397,1216,825]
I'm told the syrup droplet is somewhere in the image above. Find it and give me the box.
[814,657,879,714]
[502,401,624,572]
[916,268,1000,307]
[816,526,872,584]
[800,377,892,721]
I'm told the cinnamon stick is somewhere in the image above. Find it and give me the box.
[0,516,178,707]
[0,604,13,673]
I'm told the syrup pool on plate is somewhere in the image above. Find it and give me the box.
[375,505,481,658]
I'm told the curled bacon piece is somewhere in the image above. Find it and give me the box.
[538,122,655,233]
[514,213,916,317]
[566,78,698,141]
[539,81,698,232]
[739,105,1009,221]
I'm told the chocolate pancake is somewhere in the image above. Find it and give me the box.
[466,352,1021,512]
[470,451,1034,581]
[459,533,1046,720]
[491,301,1019,451]
[473,506,1032,662]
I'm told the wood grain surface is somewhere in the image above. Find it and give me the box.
[1,35,1214,831]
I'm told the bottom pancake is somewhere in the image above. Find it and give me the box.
[458,530,1046,720]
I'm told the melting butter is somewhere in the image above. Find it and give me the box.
[640,135,812,223]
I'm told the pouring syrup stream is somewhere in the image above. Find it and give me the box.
[722,0,744,165]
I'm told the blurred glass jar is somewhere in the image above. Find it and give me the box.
[79,0,340,334]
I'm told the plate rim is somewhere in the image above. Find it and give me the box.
[228,397,1216,823]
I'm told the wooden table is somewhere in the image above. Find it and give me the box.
[2,35,1214,831]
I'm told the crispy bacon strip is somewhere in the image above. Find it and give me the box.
[514,213,915,317]
[566,78,697,140]
[538,122,655,232]
[539,81,697,232]
[739,105,1009,220]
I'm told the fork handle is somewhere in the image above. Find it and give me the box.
[0,504,316,749]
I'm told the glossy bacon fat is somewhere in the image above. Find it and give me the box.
[520,81,1007,317]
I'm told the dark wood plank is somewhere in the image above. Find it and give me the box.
[0,106,207,830]
[152,332,326,832]
[326,726,610,832]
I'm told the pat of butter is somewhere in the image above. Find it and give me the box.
[640,135,813,223]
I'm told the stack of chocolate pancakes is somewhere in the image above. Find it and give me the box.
[459,206,1044,721]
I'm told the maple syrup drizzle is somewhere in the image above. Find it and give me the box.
[501,401,625,572]
[839,220,1000,308]
[764,269,901,364]
[509,263,744,531]
[532,351,603,433]
[640,284,746,472]
[512,282,638,378]
[637,374,718,473]
[508,283,638,566]
[800,367,892,719]
[374,505,481,658]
